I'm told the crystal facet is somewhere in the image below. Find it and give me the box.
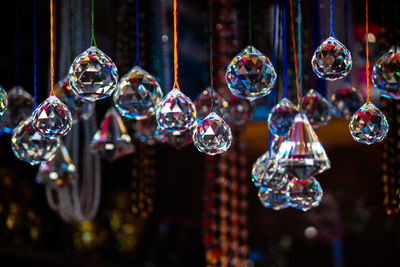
[226,46,276,101]
[349,102,388,145]
[134,115,164,145]
[68,46,118,101]
[268,98,298,136]
[31,95,73,139]
[114,66,163,119]
[195,87,228,120]
[311,37,352,81]
[258,185,290,211]
[223,95,252,127]
[0,86,8,116]
[276,113,331,180]
[288,177,323,211]
[330,85,364,120]
[11,118,60,165]
[301,89,331,129]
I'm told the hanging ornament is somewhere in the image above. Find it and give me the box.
[270,134,286,156]
[301,89,331,129]
[258,185,290,211]
[163,126,194,149]
[372,46,400,99]
[134,115,164,145]
[330,85,364,120]
[223,95,252,128]
[11,118,60,165]
[268,98,298,137]
[251,151,289,189]
[288,177,323,211]
[276,113,330,180]
[195,87,228,121]
[0,86,8,116]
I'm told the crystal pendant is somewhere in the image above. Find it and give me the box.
[276,113,330,180]
[0,86,34,133]
[268,98,298,136]
[301,89,331,129]
[163,127,194,149]
[226,46,277,101]
[251,151,289,189]
[54,77,94,123]
[68,46,118,101]
[193,112,232,155]
[155,88,197,132]
[31,95,73,139]
[36,143,76,187]
[372,46,400,99]
[258,185,290,211]
[91,108,134,161]
[288,177,323,211]
[223,95,252,128]
[0,86,8,116]
[349,102,388,145]
[311,37,352,81]
[114,66,163,119]
[330,85,364,120]
[270,134,286,156]
[195,87,228,121]
[11,118,60,165]
[134,115,164,145]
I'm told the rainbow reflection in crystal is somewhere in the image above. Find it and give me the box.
[268,98,298,136]
[330,86,364,120]
[288,177,323,211]
[301,89,331,129]
[0,86,7,116]
[251,151,288,190]
[258,185,290,211]
[195,87,228,121]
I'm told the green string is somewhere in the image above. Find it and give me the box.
[249,0,252,46]
[91,0,97,48]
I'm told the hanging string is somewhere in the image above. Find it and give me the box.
[296,0,303,103]
[90,0,97,48]
[281,0,289,99]
[15,0,20,84]
[50,0,55,96]
[344,0,350,82]
[329,0,336,38]
[172,0,180,90]
[269,0,278,155]
[209,0,215,110]
[134,0,143,68]
[33,0,38,108]
[289,0,300,108]
[249,0,252,46]
[365,0,370,105]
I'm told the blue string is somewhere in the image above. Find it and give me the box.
[33,0,38,109]
[134,0,143,68]
[329,0,336,38]
[296,0,303,107]
[281,0,289,99]
[269,0,278,155]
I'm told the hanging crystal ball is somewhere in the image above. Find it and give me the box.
[156,88,197,133]
[301,89,331,129]
[0,86,8,116]
[134,115,164,145]
[349,102,388,145]
[288,177,323,211]
[193,112,232,155]
[195,87,228,121]
[223,95,252,128]
[114,66,163,120]
[268,98,298,137]
[372,46,400,99]
[11,118,60,165]
[330,85,364,120]
[226,46,276,101]
[311,37,352,81]
[68,46,118,101]
[31,95,73,139]
[258,185,290,211]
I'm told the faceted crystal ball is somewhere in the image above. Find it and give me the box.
[223,95,252,128]
[11,118,60,165]
[54,77,94,123]
[301,89,331,129]
[31,95,73,139]
[270,134,286,156]
[258,185,290,211]
[330,86,364,120]
[134,115,164,145]
[156,88,197,133]
[0,86,8,116]
[68,46,118,101]
[195,87,228,121]
[311,37,352,81]
[372,46,400,99]
[114,66,163,119]
[349,102,388,145]
[193,112,232,155]
[226,46,277,101]
[268,98,298,136]
[288,177,323,211]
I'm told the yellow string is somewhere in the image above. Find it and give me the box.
[50,0,54,95]
[172,0,180,90]
[365,0,370,105]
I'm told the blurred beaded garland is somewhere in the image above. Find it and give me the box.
[268,98,298,137]
[0,86,8,116]
[288,177,323,211]
[330,85,364,120]
[301,89,331,129]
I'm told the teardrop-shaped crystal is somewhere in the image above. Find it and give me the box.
[91,108,134,161]
[134,115,164,145]
[155,88,197,132]
[0,86,8,116]
[163,127,194,149]
[31,95,73,139]
[0,86,34,133]
[349,102,388,145]
[226,46,276,101]
[288,177,323,211]
[301,89,331,129]
[11,118,60,165]
[276,113,331,180]
[54,77,94,123]
[251,151,289,189]
[311,37,352,81]
[195,87,228,120]
[270,134,286,156]
[223,95,252,127]
[114,66,163,119]
[330,85,364,120]
[372,46,400,99]
[36,143,76,187]
[258,185,290,211]
[268,98,298,136]
[193,112,232,155]
[68,46,118,101]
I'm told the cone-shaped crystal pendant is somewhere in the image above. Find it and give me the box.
[31,95,73,139]
[163,127,194,149]
[311,37,352,81]
[0,86,8,116]
[155,88,197,133]
[11,118,60,165]
[134,115,164,145]
[251,151,289,189]
[301,89,331,129]
[54,77,94,123]
[91,108,134,161]
[36,143,76,187]
[226,46,276,101]
[68,46,118,101]
[330,85,364,120]
[372,46,400,99]
[349,102,388,145]
[258,185,290,211]
[114,66,163,119]
[193,112,232,155]
[276,113,330,180]
[0,86,34,133]
[288,177,323,211]
[268,98,298,136]
[195,87,228,120]
[223,95,252,127]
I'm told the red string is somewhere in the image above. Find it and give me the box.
[365,0,370,104]
[289,0,300,107]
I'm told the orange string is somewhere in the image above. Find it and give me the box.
[289,0,300,108]
[50,0,54,95]
[172,0,180,90]
[365,0,370,104]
